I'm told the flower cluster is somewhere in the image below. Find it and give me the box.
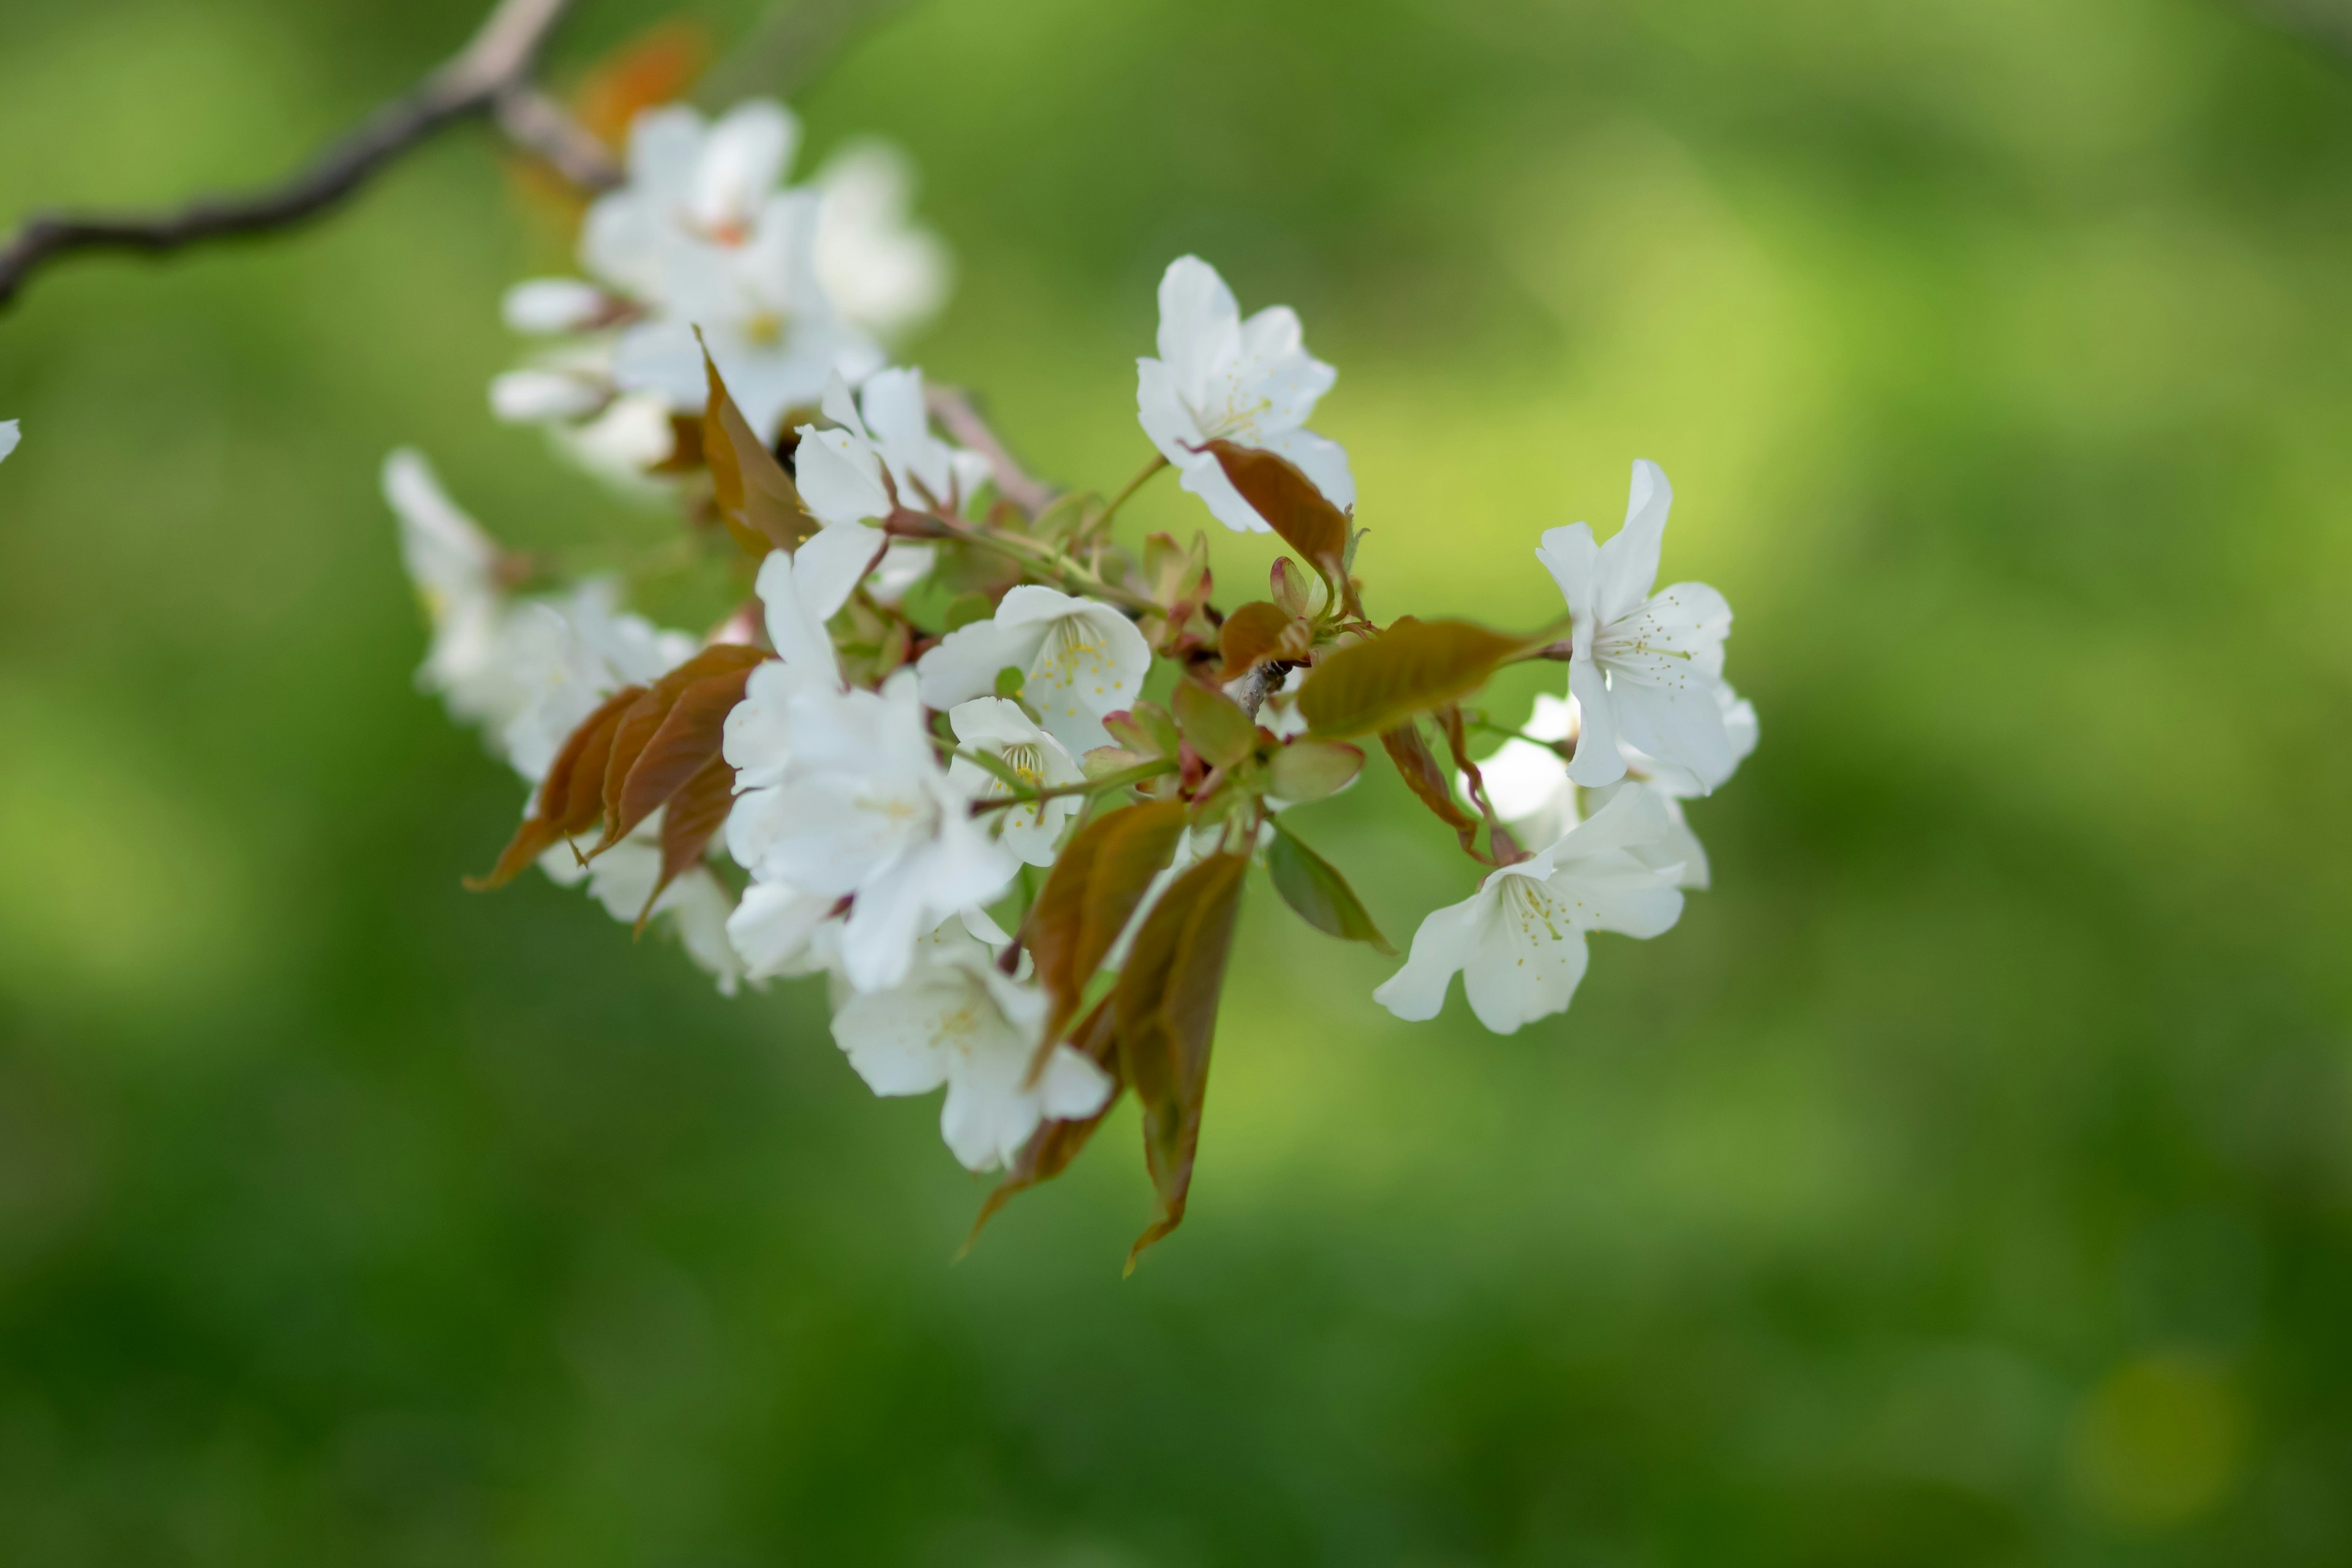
[389,97,1754,1265]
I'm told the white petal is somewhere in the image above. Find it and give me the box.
[383,449,496,608]
[753,550,841,682]
[1040,1045,1115,1120]
[489,368,605,423]
[1543,778,1671,865]
[692,100,799,236]
[796,521,886,622]
[0,420,18,464]
[727,880,837,978]
[1564,657,1626,787]
[1471,737,1570,826]
[1607,677,1737,792]
[1019,603,1152,755]
[838,856,935,992]
[916,617,1044,710]
[1175,450,1272,534]
[794,426,894,526]
[657,869,748,995]
[1371,888,1494,1022]
[1136,356,1204,466]
[1551,853,1685,938]
[1524,692,1577,745]
[1535,522,1600,630]
[1155,255,1242,401]
[502,277,608,334]
[608,319,710,415]
[1594,459,1671,625]
[831,975,958,1096]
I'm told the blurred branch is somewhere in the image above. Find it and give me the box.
[699,0,918,105]
[2236,0,2352,62]
[0,0,616,311]
[925,384,1058,518]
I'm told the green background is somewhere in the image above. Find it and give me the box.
[4,0,2351,1561]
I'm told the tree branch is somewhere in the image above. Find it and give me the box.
[924,383,1058,518]
[0,0,609,311]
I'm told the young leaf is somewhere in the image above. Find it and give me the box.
[1380,721,1484,860]
[595,644,768,851]
[1201,440,1347,581]
[962,997,1123,1253]
[1216,600,1294,682]
[637,752,736,930]
[1298,617,1527,739]
[1266,817,1394,954]
[1173,679,1258,770]
[1115,850,1250,1271]
[466,685,647,890]
[702,345,815,555]
[1022,800,1190,1042]
[1267,738,1363,804]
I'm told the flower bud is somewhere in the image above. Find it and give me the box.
[489,369,606,423]
[501,278,612,334]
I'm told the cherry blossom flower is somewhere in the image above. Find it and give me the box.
[582,101,882,439]
[946,698,1083,865]
[830,920,1113,1170]
[1466,692,1581,851]
[915,587,1151,754]
[384,448,513,731]
[1136,255,1354,533]
[727,671,1016,992]
[0,420,20,463]
[813,140,951,341]
[797,368,990,523]
[1536,460,1737,791]
[1373,785,1687,1035]
[726,879,842,984]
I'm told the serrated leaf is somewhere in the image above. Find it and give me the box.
[1267,739,1363,804]
[1202,440,1347,579]
[962,997,1123,1253]
[1298,617,1527,739]
[703,346,815,555]
[1380,720,1483,859]
[1266,816,1393,954]
[1115,850,1250,1271]
[467,685,646,890]
[595,644,768,851]
[1022,800,1190,1045]
[1173,679,1257,770]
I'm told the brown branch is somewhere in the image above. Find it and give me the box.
[924,383,1058,518]
[0,0,605,311]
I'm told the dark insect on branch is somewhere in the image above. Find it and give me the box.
[0,0,616,311]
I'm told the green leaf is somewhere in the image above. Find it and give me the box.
[1115,850,1250,1270]
[1267,739,1363,804]
[1174,679,1258,770]
[1266,817,1395,954]
[1298,617,1527,739]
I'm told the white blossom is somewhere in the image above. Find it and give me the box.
[1536,460,1736,791]
[383,448,513,731]
[0,420,19,463]
[727,669,1016,992]
[797,368,990,523]
[915,586,1151,754]
[1135,255,1354,534]
[1373,785,1687,1035]
[497,582,697,784]
[1464,692,1581,852]
[813,140,951,341]
[946,698,1083,865]
[830,920,1112,1170]
[502,277,614,335]
[489,365,609,423]
[583,101,882,439]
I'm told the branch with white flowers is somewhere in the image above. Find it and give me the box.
[0,0,609,309]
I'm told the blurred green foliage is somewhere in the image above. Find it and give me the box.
[3,0,2352,1561]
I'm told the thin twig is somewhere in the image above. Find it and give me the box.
[924,383,1058,518]
[0,0,601,310]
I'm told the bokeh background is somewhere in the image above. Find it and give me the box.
[4,0,2352,1561]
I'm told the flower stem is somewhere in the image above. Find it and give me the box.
[1088,453,1170,538]
[971,757,1178,813]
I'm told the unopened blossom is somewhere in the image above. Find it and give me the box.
[1136,255,1354,534]
[916,586,1152,754]
[1535,460,1737,791]
[727,670,1016,992]
[797,368,991,523]
[946,698,1083,865]
[813,140,951,341]
[541,822,748,995]
[582,100,881,438]
[1373,785,1687,1035]
[831,920,1113,1170]
[0,420,18,463]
